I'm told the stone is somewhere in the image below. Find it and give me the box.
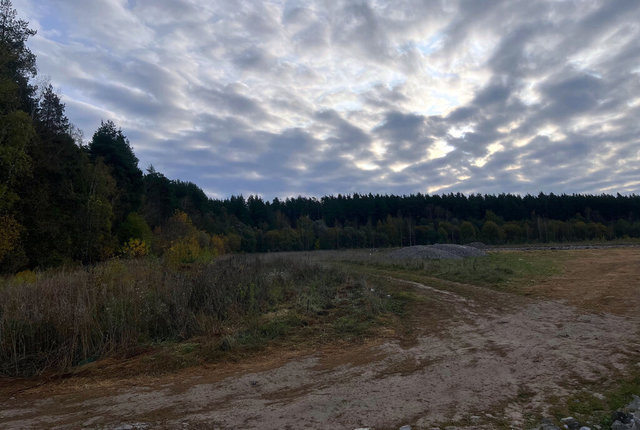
[560,416,582,430]
[626,395,640,413]
[611,421,631,430]
[536,418,560,430]
[612,411,632,425]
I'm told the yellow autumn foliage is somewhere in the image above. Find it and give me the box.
[165,235,201,266]
[211,234,225,256]
[120,238,150,258]
[14,269,36,284]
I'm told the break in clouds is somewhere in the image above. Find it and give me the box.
[15,0,640,198]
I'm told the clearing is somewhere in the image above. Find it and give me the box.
[1,247,639,429]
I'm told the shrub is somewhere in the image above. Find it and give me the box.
[119,238,150,258]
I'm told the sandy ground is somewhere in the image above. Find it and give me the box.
[1,248,639,429]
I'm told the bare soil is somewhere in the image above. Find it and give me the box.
[2,248,640,429]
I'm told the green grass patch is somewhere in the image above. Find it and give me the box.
[222,313,308,352]
[338,249,568,294]
[547,369,640,429]
[332,314,371,338]
[421,251,566,291]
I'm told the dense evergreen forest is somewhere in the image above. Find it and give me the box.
[1,1,639,274]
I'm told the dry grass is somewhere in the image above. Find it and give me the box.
[0,254,404,377]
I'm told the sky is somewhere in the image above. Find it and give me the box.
[13,0,640,199]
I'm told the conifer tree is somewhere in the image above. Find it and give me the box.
[88,120,143,223]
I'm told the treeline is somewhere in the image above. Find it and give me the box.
[1,2,640,274]
[204,192,640,251]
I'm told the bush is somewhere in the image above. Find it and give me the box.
[120,238,150,258]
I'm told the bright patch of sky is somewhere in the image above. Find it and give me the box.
[13,0,640,198]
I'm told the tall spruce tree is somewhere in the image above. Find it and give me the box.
[141,165,174,228]
[36,84,69,136]
[18,85,91,267]
[88,120,143,224]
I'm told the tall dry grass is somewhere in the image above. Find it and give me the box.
[0,255,351,376]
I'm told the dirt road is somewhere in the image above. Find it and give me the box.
[2,248,639,429]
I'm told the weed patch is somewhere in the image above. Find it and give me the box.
[0,254,409,376]
[548,369,640,428]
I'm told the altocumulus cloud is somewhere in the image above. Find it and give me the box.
[14,0,640,198]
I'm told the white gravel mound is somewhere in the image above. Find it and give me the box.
[388,244,487,260]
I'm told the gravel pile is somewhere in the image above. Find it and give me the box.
[387,244,487,260]
[431,244,488,258]
[466,241,488,249]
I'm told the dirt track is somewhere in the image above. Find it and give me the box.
[1,248,640,429]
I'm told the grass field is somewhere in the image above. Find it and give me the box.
[1,247,639,429]
[0,248,573,376]
[0,253,414,376]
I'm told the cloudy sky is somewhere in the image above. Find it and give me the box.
[14,0,640,199]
